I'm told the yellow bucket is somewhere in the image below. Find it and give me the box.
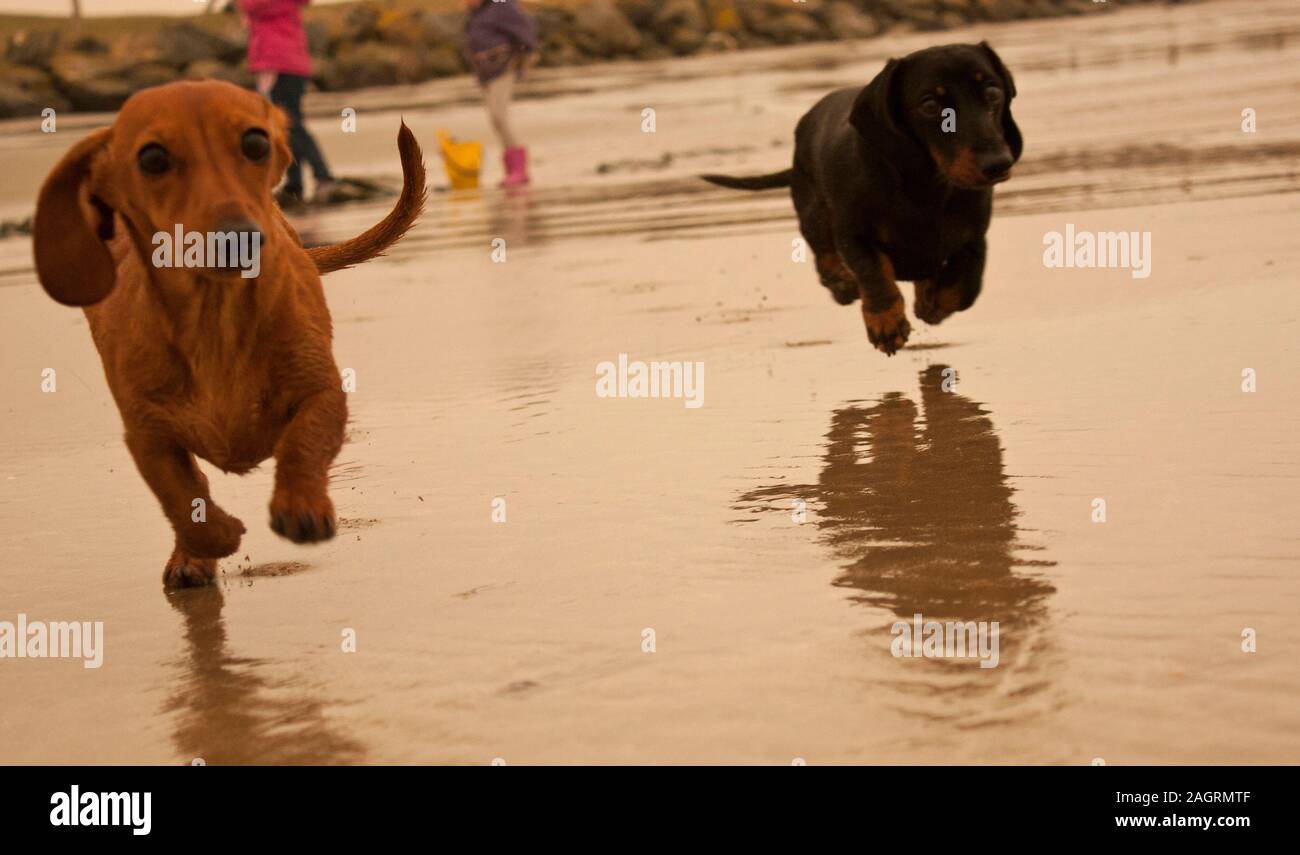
[437,130,482,190]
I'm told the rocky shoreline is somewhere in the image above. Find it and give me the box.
[0,0,1179,118]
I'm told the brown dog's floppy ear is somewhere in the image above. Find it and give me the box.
[33,127,118,306]
[979,41,1022,161]
[850,57,904,139]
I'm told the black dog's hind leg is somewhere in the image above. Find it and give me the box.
[914,237,986,326]
[792,177,857,306]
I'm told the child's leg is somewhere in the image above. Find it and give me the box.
[271,74,334,195]
[483,73,519,150]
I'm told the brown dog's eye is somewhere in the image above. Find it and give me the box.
[918,97,941,118]
[137,143,170,175]
[241,129,271,162]
[984,86,1004,107]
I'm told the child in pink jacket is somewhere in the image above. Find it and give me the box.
[240,0,335,204]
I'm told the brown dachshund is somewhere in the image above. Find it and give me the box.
[32,79,425,587]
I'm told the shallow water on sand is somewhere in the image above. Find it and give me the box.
[1,0,1298,763]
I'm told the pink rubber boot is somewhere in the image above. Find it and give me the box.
[501,146,530,187]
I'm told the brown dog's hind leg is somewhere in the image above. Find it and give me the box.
[269,389,346,544]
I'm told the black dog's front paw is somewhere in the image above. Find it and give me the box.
[863,298,911,356]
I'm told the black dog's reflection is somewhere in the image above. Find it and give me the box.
[165,586,364,764]
[739,365,1054,653]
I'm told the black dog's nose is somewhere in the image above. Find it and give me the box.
[978,152,1014,181]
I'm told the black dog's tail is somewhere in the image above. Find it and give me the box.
[700,168,794,191]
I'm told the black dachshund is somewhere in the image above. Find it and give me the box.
[704,43,1022,355]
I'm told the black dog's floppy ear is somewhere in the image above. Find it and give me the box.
[850,57,904,139]
[979,41,1022,161]
[978,41,1016,98]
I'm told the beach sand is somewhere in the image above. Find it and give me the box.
[1,0,1298,764]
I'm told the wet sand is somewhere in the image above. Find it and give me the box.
[2,0,1299,764]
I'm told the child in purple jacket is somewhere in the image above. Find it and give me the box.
[462,0,538,187]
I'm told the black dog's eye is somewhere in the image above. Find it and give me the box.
[918,97,941,118]
[984,86,1004,106]
[241,129,271,162]
[137,143,171,175]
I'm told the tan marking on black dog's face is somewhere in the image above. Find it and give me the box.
[894,45,1020,189]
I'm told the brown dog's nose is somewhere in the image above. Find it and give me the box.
[978,152,1014,181]
[208,217,263,274]
[214,217,262,243]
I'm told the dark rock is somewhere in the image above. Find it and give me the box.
[325,42,402,88]
[701,30,741,53]
[0,79,46,117]
[423,45,465,78]
[184,58,255,89]
[322,41,442,89]
[374,8,459,49]
[305,21,330,56]
[978,0,1045,20]
[616,0,660,29]
[48,52,138,111]
[740,0,829,44]
[71,35,111,55]
[123,62,179,93]
[310,57,341,91]
[634,40,675,61]
[571,0,643,58]
[0,216,33,238]
[318,175,390,205]
[534,5,576,39]
[653,0,708,55]
[156,19,245,67]
[0,62,69,116]
[824,1,886,38]
[539,33,583,68]
[344,2,383,42]
[5,29,60,68]
[57,76,133,112]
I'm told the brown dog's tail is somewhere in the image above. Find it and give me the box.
[700,168,793,191]
[308,122,427,274]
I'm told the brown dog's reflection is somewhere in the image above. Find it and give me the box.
[165,586,364,764]
[739,365,1055,679]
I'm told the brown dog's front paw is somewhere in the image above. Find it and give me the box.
[269,487,337,544]
[864,298,911,355]
[913,280,962,326]
[163,547,218,588]
[179,507,245,559]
